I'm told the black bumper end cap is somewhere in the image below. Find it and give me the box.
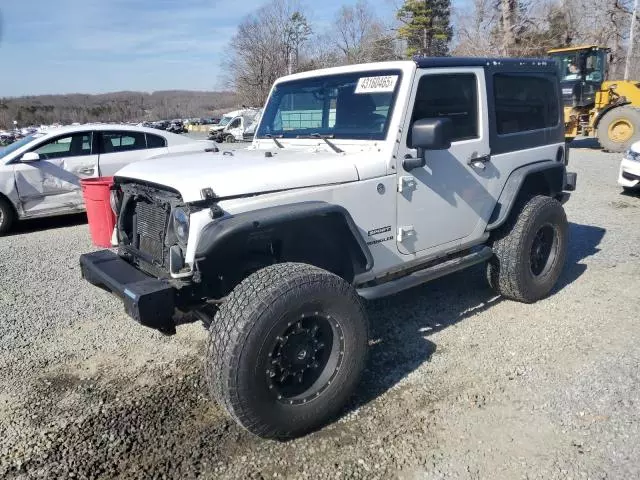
[565,171,577,191]
[80,250,176,334]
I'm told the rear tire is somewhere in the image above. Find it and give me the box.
[205,262,368,439]
[487,196,568,303]
[0,197,16,235]
[596,106,640,152]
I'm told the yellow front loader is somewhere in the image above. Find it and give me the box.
[548,45,640,152]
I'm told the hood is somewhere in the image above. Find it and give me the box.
[114,148,360,202]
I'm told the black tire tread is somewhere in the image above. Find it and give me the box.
[487,195,567,303]
[205,262,366,438]
[0,196,15,235]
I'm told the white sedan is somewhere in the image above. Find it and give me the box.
[0,124,216,233]
[618,140,640,192]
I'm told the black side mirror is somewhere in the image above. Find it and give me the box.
[403,118,453,171]
[410,117,453,151]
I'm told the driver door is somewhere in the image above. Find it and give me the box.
[396,68,495,255]
[13,132,98,217]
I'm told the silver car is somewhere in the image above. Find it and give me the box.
[0,124,215,234]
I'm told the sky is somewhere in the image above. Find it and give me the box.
[0,0,420,97]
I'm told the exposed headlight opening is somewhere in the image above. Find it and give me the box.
[172,207,190,245]
[109,189,121,215]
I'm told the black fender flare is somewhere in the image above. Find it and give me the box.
[486,161,566,231]
[194,201,374,276]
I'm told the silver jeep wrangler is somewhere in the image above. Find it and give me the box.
[80,57,577,439]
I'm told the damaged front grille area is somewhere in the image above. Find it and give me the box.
[136,200,168,262]
[115,181,183,274]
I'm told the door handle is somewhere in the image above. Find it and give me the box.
[78,167,95,175]
[468,154,491,170]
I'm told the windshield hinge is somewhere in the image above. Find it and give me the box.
[398,176,416,193]
[397,226,415,243]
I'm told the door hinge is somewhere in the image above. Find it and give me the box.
[398,175,416,193]
[397,225,415,242]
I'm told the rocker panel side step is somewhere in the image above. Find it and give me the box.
[357,247,494,300]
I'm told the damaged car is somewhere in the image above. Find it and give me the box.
[0,125,216,234]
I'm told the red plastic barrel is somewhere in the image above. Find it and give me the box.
[80,177,115,248]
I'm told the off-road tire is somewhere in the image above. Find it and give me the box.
[0,197,15,235]
[596,106,640,153]
[205,262,369,439]
[487,195,568,303]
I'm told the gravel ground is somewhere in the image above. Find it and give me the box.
[1,142,639,479]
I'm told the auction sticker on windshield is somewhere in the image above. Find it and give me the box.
[355,75,398,94]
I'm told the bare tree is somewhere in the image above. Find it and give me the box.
[226,0,310,106]
[331,0,401,64]
[563,0,634,76]
[453,0,498,56]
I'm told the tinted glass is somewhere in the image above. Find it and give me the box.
[34,133,93,159]
[101,131,146,153]
[257,70,401,140]
[146,133,167,149]
[494,74,559,134]
[408,73,478,145]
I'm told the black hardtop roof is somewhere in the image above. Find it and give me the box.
[414,56,558,72]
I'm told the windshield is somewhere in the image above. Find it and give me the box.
[218,116,233,126]
[257,70,401,140]
[0,134,42,160]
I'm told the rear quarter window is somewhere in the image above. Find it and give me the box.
[146,133,167,149]
[493,74,559,134]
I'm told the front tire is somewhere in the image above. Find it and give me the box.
[205,263,368,439]
[487,196,568,303]
[0,197,16,235]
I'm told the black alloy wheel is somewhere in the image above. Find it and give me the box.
[529,224,558,277]
[266,312,343,405]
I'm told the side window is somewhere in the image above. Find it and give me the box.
[101,131,146,153]
[146,133,167,149]
[408,73,478,146]
[493,74,559,134]
[229,118,241,129]
[33,133,93,159]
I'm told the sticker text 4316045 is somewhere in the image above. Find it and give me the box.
[354,75,398,94]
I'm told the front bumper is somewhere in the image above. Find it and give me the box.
[618,159,640,189]
[80,250,177,334]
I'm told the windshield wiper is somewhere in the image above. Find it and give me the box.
[264,134,284,149]
[310,133,343,154]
